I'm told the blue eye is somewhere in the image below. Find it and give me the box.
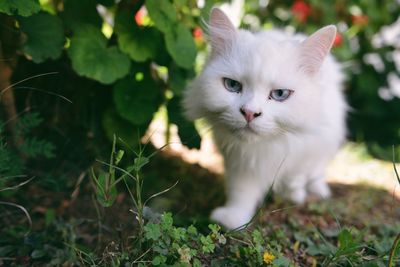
[269,89,293,102]
[223,78,242,93]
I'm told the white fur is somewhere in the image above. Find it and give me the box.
[183,8,347,229]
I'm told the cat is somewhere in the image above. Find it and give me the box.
[183,8,347,229]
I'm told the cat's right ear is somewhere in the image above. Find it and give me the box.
[208,8,236,57]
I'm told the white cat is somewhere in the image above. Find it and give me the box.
[183,8,347,229]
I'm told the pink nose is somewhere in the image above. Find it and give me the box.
[240,107,262,122]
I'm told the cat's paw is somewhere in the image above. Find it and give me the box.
[210,206,252,230]
[287,188,307,204]
[307,180,331,199]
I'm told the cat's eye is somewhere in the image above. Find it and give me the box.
[223,78,242,93]
[269,89,293,102]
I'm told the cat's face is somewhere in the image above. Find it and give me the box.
[184,8,337,141]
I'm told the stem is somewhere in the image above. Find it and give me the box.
[389,233,400,267]
[136,167,144,239]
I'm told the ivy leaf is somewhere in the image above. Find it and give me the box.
[68,25,131,84]
[19,13,64,63]
[115,11,161,62]
[113,74,161,125]
[146,0,177,33]
[168,97,200,149]
[165,24,197,69]
[61,0,102,31]
[0,0,40,17]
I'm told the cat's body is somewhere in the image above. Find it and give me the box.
[183,8,347,229]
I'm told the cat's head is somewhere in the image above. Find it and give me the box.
[184,8,338,141]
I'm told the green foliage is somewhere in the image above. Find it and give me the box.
[113,74,161,125]
[0,0,205,152]
[0,0,40,17]
[61,0,102,31]
[0,112,54,178]
[115,11,161,62]
[165,24,198,69]
[19,12,64,63]
[67,25,131,84]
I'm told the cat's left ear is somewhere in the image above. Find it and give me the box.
[208,8,237,58]
[299,25,337,75]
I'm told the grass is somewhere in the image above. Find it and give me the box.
[0,140,399,266]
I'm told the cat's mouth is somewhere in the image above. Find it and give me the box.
[235,124,260,136]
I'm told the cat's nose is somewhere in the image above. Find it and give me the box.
[240,107,262,122]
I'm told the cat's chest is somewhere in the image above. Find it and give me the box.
[222,138,288,171]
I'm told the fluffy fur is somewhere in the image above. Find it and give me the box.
[183,8,347,229]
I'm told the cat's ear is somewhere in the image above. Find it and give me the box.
[208,8,237,57]
[299,25,337,75]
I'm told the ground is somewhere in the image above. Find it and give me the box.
[1,141,400,266]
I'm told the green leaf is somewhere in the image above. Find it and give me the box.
[144,223,162,240]
[200,235,215,253]
[338,229,354,249]
[168,97,201,149]
[102,109,144,148]
[31,249,46,259]
[187,225,198,235]
[146,0,177,33]
[19,12,64,63]
[115,11,162,62]
[68,25,131,84]
[0,0,40,17]
[161,212,174,231]
[169,64,194,96]
[133,156,149,172]
[113,74,161,125]
[165,24,197,69]
[95,171,117,207]
[152,255,167,265]
[61,0,102,31]
[272,256,290,267]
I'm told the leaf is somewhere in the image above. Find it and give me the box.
[168,97,201,149]
[338,229,354,249]
[19,137,55,158]
[146,0,177,33]
[165,24,197,69]
[113,74,161,125]
[144,223,162,240]
[31,249,46,259]
[272,256,291,267]
[61,0,102,31]
[102,109,144,148]
[115,11,162,62]
[0,0,40,17]
[68,25,131,84]
[19,12,64,63]
[95,171,117,207]
[133,156,150,172]
[152,255,167,265]
[169,64,194,96]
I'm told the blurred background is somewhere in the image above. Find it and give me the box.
[0,0,400,265]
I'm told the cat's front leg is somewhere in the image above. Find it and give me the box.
[211,173,267,229]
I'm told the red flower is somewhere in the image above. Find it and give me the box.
[333,32,342,47]
[192,27,203,41]
[135,7,146,26]
[352,15,369,26]
[291,0,312,23]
